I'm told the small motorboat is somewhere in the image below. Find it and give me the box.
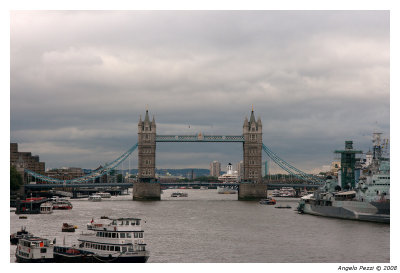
[259,198,276,205]
[62,223,77,232]
[171,192,188,197]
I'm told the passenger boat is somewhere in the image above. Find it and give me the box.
[96,192,111,198]
[15,236,54,263]
[62,223,77,232]
[40,202,53,214]
[15,197,50,214]
[171,192,188,197]
[88,194,102,202]
[52,198,73,210]
[259,197,276,205]
[53,217,150,263]
[10,227,32,245]
[279,187,296,197]
[271,189,280,197]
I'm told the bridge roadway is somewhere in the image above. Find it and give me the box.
[24,182,319,190]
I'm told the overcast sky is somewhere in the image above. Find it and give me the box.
[10,10,390,173]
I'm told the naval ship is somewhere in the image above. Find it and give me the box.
[297,134,390,223]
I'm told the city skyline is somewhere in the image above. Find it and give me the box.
[10,11,390,173]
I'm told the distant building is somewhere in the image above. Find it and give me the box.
[210,161,221,177]
[330,161,341,176]
[262,160,268,177]
[236,161,244,181]
[45,167,84,181]
[10,143,45,183]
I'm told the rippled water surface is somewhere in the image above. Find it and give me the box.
[10,189,390,263]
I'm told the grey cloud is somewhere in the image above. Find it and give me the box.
[10,11,389,172]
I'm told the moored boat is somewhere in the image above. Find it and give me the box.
[297,136,390,224]
[10,227,32,245]
[96,192,111,198]
[52,198,73,210]
[15,236,54,263]
[88,194,102,202]
[54,217,150,263]
[40,202,53,214]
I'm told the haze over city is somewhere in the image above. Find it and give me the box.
[10,10,389,173]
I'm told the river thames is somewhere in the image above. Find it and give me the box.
[10,189,390,263]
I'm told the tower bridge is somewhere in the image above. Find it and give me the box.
[22,108,324,201]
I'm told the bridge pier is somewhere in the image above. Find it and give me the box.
[132,182,161,201]
[238,183,268,200]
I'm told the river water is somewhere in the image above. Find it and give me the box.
[10,189,390,263]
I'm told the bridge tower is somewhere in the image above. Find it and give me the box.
[133,109,160,200]
[239,108,268,200]
[243,108,263,183]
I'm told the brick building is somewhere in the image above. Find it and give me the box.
[10,143,45,183]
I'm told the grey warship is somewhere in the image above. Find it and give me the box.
[297,134,390,223]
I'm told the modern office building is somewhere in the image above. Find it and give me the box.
[210,160,221,177]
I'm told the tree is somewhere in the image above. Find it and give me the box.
[10,165,23,191]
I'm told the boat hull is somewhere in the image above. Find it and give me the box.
[15,254,54,263]
[301,201,390,223]
[53,249,149,263]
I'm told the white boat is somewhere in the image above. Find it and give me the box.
[88,195,102,202]
[54,217,149,263]
[96,192,111,198]
[40,202,53,214]
[217,186,237,194]
[171,192,188,197]
[278,187,296,197]
[15,236,54,263]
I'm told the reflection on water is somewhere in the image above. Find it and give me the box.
[10,189,390,263]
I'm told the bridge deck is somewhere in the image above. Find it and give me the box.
[156,135,244,142]
[24,182,319,190]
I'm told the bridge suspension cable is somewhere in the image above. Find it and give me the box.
[24,143,138,184]
[262,143,324,184]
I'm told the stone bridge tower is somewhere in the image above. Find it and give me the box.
[137,109,156,182]
[133,109,160,200]
[243,108,263,183]
[238,108,267,200]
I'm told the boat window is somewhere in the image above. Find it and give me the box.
[102,245,106,250]
[125,221,129,225]
[131,221,135,226]
[112,233,116,238]
[106,246,110,251]
[126,233,132,238]
[122,247,127,252]
[97,232,101,237]
[134,232,138,238]
[120,233,126,238]
[119,221,124,225]
[40,248,47,253]
[107,233,111,238]
[112,220,117,225]
[115,246,120,252]
[110,246,114,251]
